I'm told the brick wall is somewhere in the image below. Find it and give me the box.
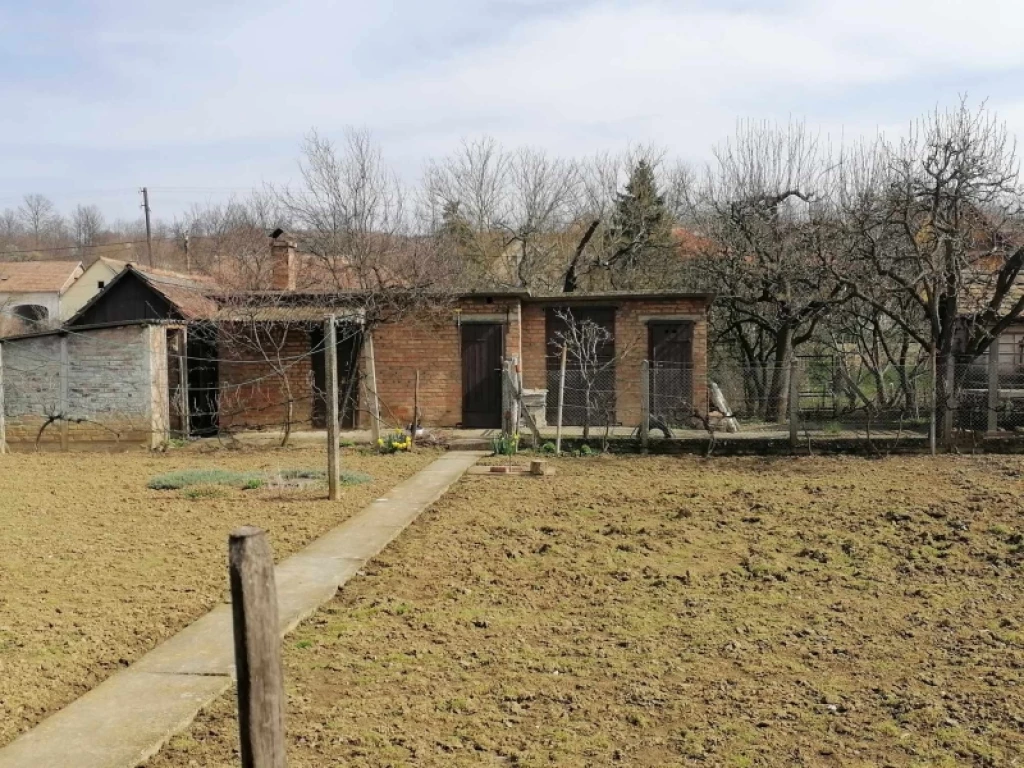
[1,325,166,446]
[371,298,522,428]
[217,323,315,432]
[520,297,710,426]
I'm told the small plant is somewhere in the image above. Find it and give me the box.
[339,439,356,448]
[491,432,520,456]
[181,485,229,500]
[242,477,264,490]
[578,444,594,457]
[148,468,263,490]
[378,430,412,454]
[540,441,556,455]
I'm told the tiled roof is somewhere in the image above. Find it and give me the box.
[0,261,83,293]
[132,268,221,320]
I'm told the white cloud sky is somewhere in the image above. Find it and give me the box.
[2,0,1024,220]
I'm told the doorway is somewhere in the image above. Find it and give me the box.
[461,323,504,428]
[648,322,694,425]
[310,325,360,429]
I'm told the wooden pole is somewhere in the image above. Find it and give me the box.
[325,317,340,501]
[640,359,650,452]
[229,526,287,768]
[789,356,799,450]
[413,369,420,446]
[555,345,567,455]
[929,347,937,456]
[142,187,153,267]
[943,352,955,451]
[0,342,6,455]
[987,341,999,436]
[363,331,380,443]
[179,328,190,440]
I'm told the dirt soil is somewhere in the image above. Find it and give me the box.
[0,444,438,747]
[146,454,1024,767]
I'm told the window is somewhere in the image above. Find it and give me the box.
[13,304,48,325]
[97,280,105,289]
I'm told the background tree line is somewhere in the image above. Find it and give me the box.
[6,99,1024,429]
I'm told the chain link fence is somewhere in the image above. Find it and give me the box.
[533,351,1024,448]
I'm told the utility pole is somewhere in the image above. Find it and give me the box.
[141,187,153,266]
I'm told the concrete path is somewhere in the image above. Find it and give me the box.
[0,451,485,768]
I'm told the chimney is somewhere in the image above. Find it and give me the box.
[270,238,297,291]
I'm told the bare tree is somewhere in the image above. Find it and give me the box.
[72,204,105,250]
[18,194,59,249]
[835,100,1024,434]
[552,309,616,443]
[678,121,848,421]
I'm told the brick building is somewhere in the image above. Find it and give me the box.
[1,241,712,446]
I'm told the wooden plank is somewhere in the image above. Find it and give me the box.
[229,526,287,768]
[556,345,567,455]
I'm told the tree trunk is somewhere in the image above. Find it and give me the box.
[764,326,793,423]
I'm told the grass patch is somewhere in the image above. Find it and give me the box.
[150,467,372,491]
[147,468,264,490]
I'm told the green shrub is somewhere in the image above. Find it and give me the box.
[540,442,556,455]
[491,432,520,456]
[578,444,594,457]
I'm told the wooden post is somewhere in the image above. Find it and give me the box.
[325,317,340,501]
[987,341,999,436]
[640,359,650,452]
[412,369,420,447]
[178,327,190,440]
[789,356,799,450]
[0,342,6,455]
[929,347,937,456]
[363,331,380,443]
[229,526,287,768]
[59,334,69,452]
[943,353,955,451]
[555,345,567,455]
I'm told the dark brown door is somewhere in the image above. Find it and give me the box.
[649,322,694,425]
[462,323,504,428]
[310,326,360,429]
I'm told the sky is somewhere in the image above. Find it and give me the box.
[2,0,1024,223]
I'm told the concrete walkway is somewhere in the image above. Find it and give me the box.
[0,451,485,768]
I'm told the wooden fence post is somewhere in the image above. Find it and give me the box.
[179,328,190,440]
[412,369,420,446]
[555,345,567,455]
[929,347,937,456]
[987,342,999,436]
[0,342,6,455]
[229,526,287,768]
[943,354,955,451]
[789,357,799,450]
[363,331,381,443]
[325,317,340,501]
[640,359,650,452]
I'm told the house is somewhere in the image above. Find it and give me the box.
[0,238,712,448]
[60,257,132,321]
[0,260,83,335]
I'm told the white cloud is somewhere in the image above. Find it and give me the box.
[4,0,1024,217]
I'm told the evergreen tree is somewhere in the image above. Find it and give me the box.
[605,160,674,288]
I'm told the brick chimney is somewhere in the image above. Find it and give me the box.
[270,238,297,291]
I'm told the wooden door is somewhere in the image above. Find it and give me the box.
[648,322,693,425]
[187,330,220,437]
[310,326,360,429]
[461,323,504,428]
